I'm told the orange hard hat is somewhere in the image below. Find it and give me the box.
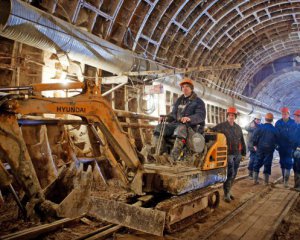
[227,106,237,115]
[265,113,274,120]
[294,109,300,116]
[281,107,290,113]
[179,78,194,88]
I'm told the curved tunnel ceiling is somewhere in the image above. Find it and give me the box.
[36,0,300,112]
[255,70,300,108]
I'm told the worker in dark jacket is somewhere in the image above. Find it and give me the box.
[152,78,206,161]
[292,109,300,191]
[211,107,246,203]
[275,107,297,187]
[252,113,279,185]
[245,113,262,178]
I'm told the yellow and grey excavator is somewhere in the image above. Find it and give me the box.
[0,80,227,236]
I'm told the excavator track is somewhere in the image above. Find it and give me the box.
[156,188,220,233]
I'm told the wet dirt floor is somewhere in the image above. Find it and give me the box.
[0,162,299,240]
[273,196,300,240]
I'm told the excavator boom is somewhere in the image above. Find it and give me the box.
[0,87,140,171]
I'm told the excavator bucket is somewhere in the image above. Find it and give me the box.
[0,113,93,219]
[43,162,93,218]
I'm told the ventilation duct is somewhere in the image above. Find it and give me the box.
[0,0,161,74]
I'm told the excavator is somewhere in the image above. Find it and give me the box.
[0,79,227,236]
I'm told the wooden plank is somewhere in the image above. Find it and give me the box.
[208,189,297,240]
[0,217,80,240]
[241,191,298,240]
[213,191,273,238]
[122,64,241,76]
[234,191,288,238]
[74,224,114,240]
[263,191,299,239]
[85,225,122,240]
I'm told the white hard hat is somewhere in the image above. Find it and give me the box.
[253,113,262,119]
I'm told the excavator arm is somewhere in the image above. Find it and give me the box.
[0,81,140,171]
[0,81,143,215]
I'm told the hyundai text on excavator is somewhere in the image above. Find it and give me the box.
[0,80,227,236]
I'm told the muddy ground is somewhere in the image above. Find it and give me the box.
[273,196,300,240]
[0,162,299,240]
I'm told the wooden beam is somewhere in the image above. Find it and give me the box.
[120,122,155,129]
[122,64,241,77]
[0,217,80,240]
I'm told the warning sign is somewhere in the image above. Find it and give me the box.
[145,84,164,94]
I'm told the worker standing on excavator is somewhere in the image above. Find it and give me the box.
[292,109,300,191]
[275,107,297,188]
[151,78,206,161]
[211,107,246,203]
[245,113,262,179]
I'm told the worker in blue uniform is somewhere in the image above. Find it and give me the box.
[293,109,300,191]
[275,107,297,188]
[245,113,262,178]
[252,113,279,185]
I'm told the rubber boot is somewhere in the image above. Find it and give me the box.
[229,180,235,200]
[253,172,259,185]
[284,169,290,188]
[248,170,253,179]
[264,174,269,185]
[294,173,300,191]
[223,179,232,203]
[170,138,184,161]
[224,192,231,203]
[281,168,285,182]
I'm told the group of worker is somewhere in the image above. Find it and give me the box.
[246,108,300,189]
[151,77,300,203]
